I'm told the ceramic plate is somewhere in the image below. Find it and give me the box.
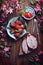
[6,17,27,40]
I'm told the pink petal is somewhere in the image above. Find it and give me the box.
[9,8,13,14]
[6,10,9,14]
[4,47,10,52]
[1,33,6,37]
[34,4,41,12]
[35,58,40,61]
[38,51,43,55]
[34,8,39,12]
[40,16,43,20]
[1,4,7,11]
[0,20,3,23]
[5,53,9,57]
[35,0,41,2]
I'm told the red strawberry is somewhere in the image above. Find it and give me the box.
[14,32,20,37]
[17,21,22,25]
[21,24,24,29]
[16,24,21,29]
[11,22,16,27]
[24,12,33,18]
[19,28,23,32]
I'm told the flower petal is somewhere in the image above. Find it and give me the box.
[4,47,10,52]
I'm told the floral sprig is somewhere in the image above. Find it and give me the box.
[1,0,22,14]
[0,0,22,23]
[30,0,43,22]
[0,17,11,57]
[0,0,21,57]
[29,51,43,65]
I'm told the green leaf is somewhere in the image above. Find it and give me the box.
[0,36,2,39]
[0,45,4,49]
[22,8,26,16]
[1,0,6,3]
[35,62,40,65]
[4,42,7,46]
[29,57,34,62]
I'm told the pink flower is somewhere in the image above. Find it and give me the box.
[9,7,14,14]
[2,14,5,18]
[36,0,43,2]
[38,51,43,55]
[2,50,9,57]
[1,26,5,30]
[0,20,3,23]
[34,4,41,12]
[34,55,40,62]
[35,58,40,62]
[35,0,41,2]
[0,31,3,34]
[5,53,9,57]
[16,6,22,11]
[41,16,43,20]
[1,33,6,37]
[6,9,9,14]
[4,47,10,52]
[1,4,7,11]
[5,1,9,7]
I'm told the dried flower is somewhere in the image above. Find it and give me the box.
[1,33,6,37]
[34,4,41,12]
[4,47,10,52]
[38,51,43,55]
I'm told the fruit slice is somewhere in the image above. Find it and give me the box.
[16,24,24,29]
[22,38,29,54]
[16,24,21,29]
[21,24,24,29]
[19,28,23,32]
[10,22,16,27]
[17,21,22,25]
[27,35,38,50]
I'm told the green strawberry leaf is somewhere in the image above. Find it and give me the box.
[0,45,4,49]
[22,8,26,16]
[4,42,7,46]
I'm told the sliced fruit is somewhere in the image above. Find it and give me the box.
[19,28,23,32]
[22,38,29,54]
[21,24,24,29]
[10,22,16,27]
[27,35,38,50]
[10,28,15,34]
[17,21,22,25]
[14,32,20,37]
[16,24,21,29]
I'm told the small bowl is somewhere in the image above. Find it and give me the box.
[22,6,35,20]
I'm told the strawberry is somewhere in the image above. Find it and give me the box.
[11,22,16,27]
[24,12,33,18]
[17,21,22,25]
[16,24,21,29]
[14,32,20,37]
[19,28,23,32]
[21,24,24,29]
